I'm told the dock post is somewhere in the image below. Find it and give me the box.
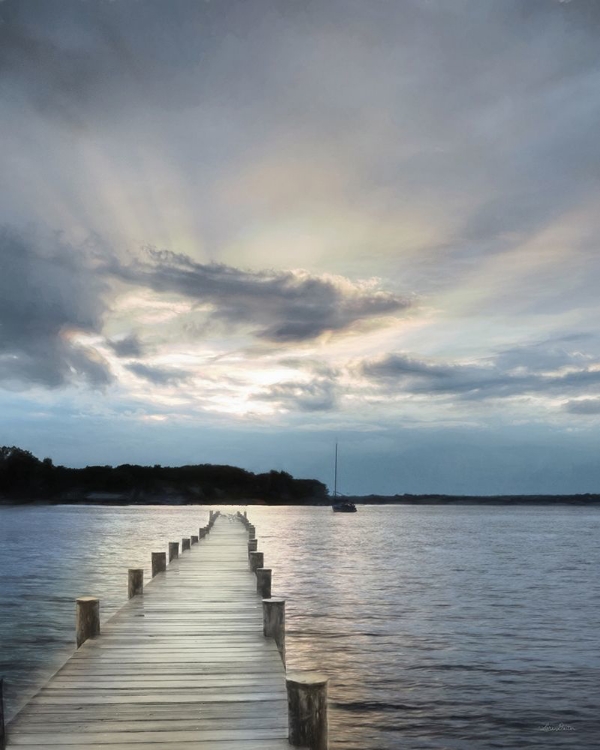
[243,510,247,518]
[0,677,5,750]
[152,552,166,577]
[199,527,206,539]
[169,542,179,562]
[263,598,285,663]
[248,525,256,540]
[191,534,198,544]
[128,569,144,599]
[286,672,329,750]
[182,537,191,552]
[76,597,100,648]
[249,550,264,573]
[248,538,258,557]
[257,568,272,598]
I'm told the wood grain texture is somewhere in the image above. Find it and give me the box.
[7,517,300,748]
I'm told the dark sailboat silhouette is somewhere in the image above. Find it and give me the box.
[331,442,357,512]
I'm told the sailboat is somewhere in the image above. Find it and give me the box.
[331,442,357,512]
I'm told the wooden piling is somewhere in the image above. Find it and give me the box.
[0,677,5,750]
[182,537,191,552]
[128,569,144,599]
[76,597,100,648]
[248,525,256,540]
[249,550,264,573]
[168,542,179,562]
[248,538,258,557]
[151,551,166,577]
[191,534,198,544]
[257,567,272,598]
[286,672,329,750]
[263,597,285,663]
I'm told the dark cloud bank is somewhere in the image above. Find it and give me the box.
[108,333,144,358]
[109,249,410,344]
[361,346,600,404]
[0,227,111,388]
[0,228,410,390]
[125,362,190,386]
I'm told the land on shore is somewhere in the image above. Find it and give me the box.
[1,446,599,506]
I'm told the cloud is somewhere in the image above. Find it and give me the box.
[0,226,112,388]
[256,377,338,412]
[125,362,190,386]
[110,249,411,344]
[0,0,147,129]
[108,333,144,358]
[360,342,600,402]
[563,399,600,415]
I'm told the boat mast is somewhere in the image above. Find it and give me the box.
[334,441,338,498]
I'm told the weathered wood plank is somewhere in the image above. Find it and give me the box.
[9,726,289,744]
[10,742,303,750]
[9,743,303,750]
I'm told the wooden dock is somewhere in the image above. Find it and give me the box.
[3,513,325,750]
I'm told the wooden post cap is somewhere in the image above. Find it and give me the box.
[286,671,329,750]
[286,671,328,687]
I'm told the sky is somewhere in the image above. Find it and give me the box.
[2,0,600,495]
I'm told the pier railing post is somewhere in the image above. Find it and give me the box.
[248,538,258,558]
[128,569,144,599]
[169,542,179,562]
[182,537,191,552]
[286,672,329,750]
[248,525,256,539]
[0,677,5,750]
[152,552,166,577]
[191,535,198,544]
[249,550,264,573]
[257,568,272,598]
[76,597,100,648]
[263,598,285,664]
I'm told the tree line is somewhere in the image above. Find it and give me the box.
[0,446,329,504]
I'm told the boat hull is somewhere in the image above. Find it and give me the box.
[332,503,357,512]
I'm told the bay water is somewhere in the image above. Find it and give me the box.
[0,504,598,748]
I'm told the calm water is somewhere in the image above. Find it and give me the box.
[0,504,598,748]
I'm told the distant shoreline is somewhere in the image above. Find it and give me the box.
[4,447,600,508]
[2,493,600,507]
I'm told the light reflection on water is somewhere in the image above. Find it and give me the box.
[1,504,599,748]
